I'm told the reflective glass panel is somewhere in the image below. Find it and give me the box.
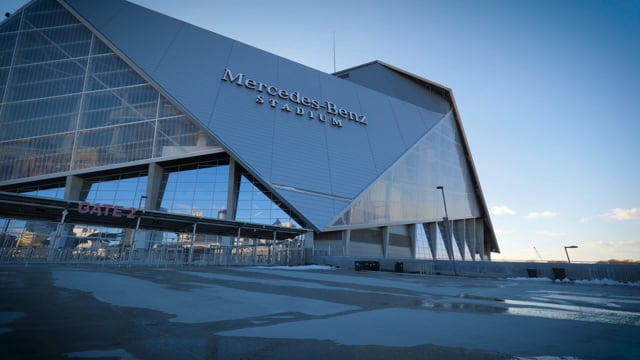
[330,111,480,229]
[0,0,221,182]
[82,172,148,209]
[159,162,229,218]
[17,183,66,199]
[235,176,300,227]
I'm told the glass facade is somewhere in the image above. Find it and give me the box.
[81,171,148,209]
[157,160,299,226]
[11,179,66,199]
[236,176,300,227]
[0,0,220,182]
[330,111,480,229]
[160,161,229,218]
[0,0,496,262]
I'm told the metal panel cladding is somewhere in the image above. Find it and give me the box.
[61,0,471,231]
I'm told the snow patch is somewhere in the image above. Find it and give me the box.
[574,278,640,287]
[508,277,640,287]
[217,307,617,357]
[52,270,358,323]
[250,265,337,271]
[507,277,554,282]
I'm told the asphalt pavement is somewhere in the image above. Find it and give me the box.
[1,264,638,359]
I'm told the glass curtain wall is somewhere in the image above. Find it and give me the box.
[0,0,219,183]
[330,111,480,229]
[81,171,148,209]
[159,160,300,227]
[236,176,299,227]
[160,161,229,218]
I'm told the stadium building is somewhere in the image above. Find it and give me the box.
[0,0,499,265]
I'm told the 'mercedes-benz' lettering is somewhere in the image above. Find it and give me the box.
[221,68,368,128]
[221,68,244,86]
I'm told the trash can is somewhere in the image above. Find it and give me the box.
[395,262,404,273]
[354,261,362,271]
[526,268,537,278]
[361,261,380,271]
[551,267,566,280]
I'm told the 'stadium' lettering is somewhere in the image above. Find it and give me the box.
[221,68,368,127]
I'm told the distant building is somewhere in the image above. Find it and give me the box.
[0,0,499,261]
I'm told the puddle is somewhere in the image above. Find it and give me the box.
[0,312,26,325]
[505,299,640,326]
[540,293,639,308]
[425,302,506,314]
[421,294,640,326]
[459,294,505,302]
[423,294,507,314]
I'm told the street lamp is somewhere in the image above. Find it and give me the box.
[436,186,456,275]
[138,195,147,209]
[564,245,578,263]
[130,195,148,264]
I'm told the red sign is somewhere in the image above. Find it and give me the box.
[78,201,138,219]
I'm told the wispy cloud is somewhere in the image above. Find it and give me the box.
[584,240,640,248]
[579,217,591,224]
[527,211,557,219]
[601,208,640,221]
[536,230,565,237]
[491,205,516,216]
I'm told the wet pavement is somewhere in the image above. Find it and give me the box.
[1,264,639,359]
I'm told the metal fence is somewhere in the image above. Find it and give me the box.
[0,225,305,267]
[0,244,305,267]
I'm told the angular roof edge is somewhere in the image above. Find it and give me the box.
[335,60,499,253]
[448,91,500,253]
[334,60,451,97]
[1,0,34,22]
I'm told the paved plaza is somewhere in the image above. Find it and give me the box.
[1,264,639,359]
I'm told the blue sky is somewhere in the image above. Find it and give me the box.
[5,0,639,262]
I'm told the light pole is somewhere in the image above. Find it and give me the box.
[436,186,456,275]
[129,195,148,264]
[564,245,578,263]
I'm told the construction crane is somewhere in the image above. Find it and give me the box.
[533,246,544,261]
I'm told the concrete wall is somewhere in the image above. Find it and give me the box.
[311,256,640,283]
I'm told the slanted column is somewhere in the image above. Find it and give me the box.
[221,159,242,247]
[342,229,350,256]
[382,226,389,258]
[453,220,466,260]
[226,158,242,220]
[146,162,167,210]
[57,176,89,249]
[408,224,417,259]
[465,219,477,261]
[64,175,90,201]
[437,221,453,260]
[424,222,438,260]
[475,218,485,261]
